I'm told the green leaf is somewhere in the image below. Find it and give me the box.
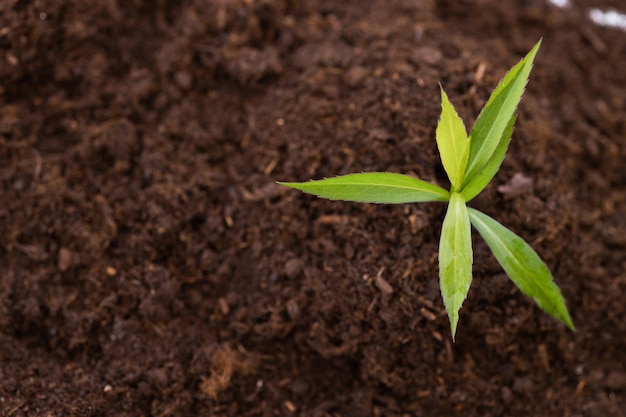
[462,40,541,189]
[436,86,469,190]
[439,193,473,340]
[278,172,450,204]
[461,114,516,202]
[468,208,575,330]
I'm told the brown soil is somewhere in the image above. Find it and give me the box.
[1,1,625,416]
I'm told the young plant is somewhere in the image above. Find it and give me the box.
[278,40,574,339]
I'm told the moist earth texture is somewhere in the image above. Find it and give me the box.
[1,0,625,416]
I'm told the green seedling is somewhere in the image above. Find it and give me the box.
[278,40,574,339]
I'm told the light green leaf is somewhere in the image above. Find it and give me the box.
[461,114,516,202]
[436,86,469,190]
[462,40,541,188]
[468,208,575,330]
[278,172,450,204]
[439,193,473,340]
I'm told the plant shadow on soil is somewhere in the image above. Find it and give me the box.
[1,1,625,416]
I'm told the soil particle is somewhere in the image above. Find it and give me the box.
[605,370,626,391]
[283,258,305,279]
[412,46,444,66]
[57,247,73,271]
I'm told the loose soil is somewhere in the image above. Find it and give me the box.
[1,0,625,416]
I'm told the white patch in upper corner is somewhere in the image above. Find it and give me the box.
[547,0,571,8]
[589,8,626,32]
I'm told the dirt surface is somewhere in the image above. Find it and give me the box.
[1,0,625,416]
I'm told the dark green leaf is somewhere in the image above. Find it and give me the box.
[461,114,516,201]
[468,208,575,330]
[462,40,541,188]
